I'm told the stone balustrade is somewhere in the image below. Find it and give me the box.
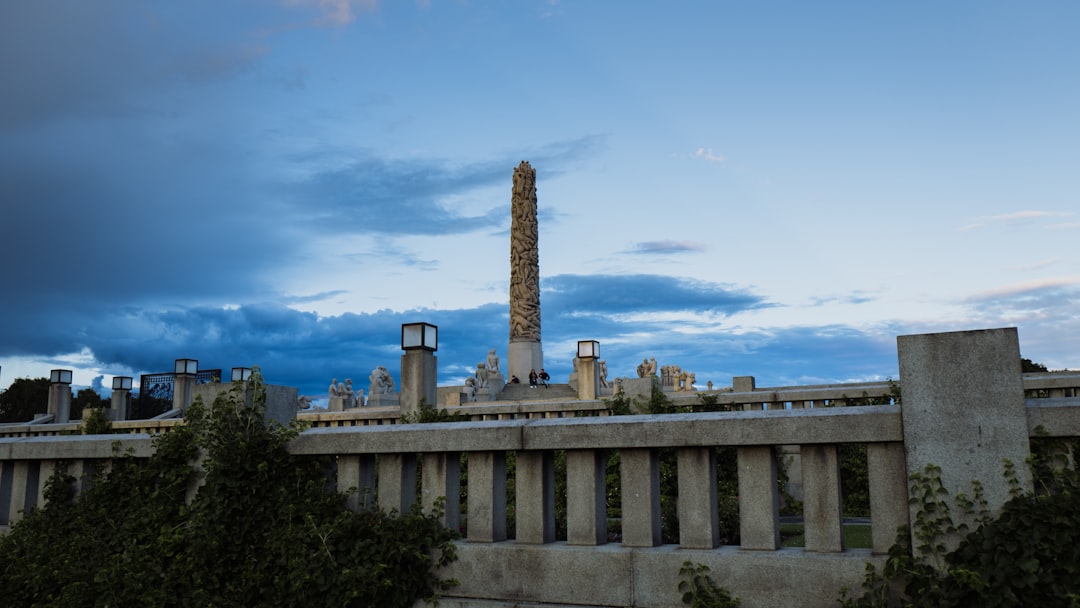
[1,331,1078,606]
[3,398,1078,606]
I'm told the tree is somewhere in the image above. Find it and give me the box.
[1021,358,1049,373]
[71,387,106,421]
[0,377,49,423]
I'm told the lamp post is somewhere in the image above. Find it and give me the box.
[48,369,73,423]
[111,376,133,421]
[173,358,198,414]
[400,322,438,415]
[231,367,253,382]
[576,340,600,400]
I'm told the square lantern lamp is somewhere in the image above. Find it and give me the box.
[50,369,73,384]
[401,322,438,351]
[231,367,253,382]
[174,358,199,376]
[112,376,133,391]
[577,340,600,360]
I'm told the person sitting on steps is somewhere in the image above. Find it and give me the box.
[538,368,550,388]
[528,369,538,388]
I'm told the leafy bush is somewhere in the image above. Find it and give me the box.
[840,451,1080,608]
[0,370,457,608]
[679,561,741,607]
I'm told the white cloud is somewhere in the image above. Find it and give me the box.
[282,0,377,26]
[692,147,725,164]
[958,210,1074,231]
[966,276,1080,301]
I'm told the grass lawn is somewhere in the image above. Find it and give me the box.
[779,523,872,548]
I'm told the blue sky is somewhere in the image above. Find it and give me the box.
[1,1,1077,401]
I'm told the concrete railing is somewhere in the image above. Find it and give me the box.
[3,399,1078,606]
[0,330,1078,606]
[1,372,1075,438]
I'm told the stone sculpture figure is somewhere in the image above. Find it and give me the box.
[509,161,541,342]
[329,378,339,397]
[649,357,658,377]
[369,366,395,395]
[599,360,609,388]
[487,349,500,373]
[463,377,477,402]
[475,362,488,388]
[636,359,649,378]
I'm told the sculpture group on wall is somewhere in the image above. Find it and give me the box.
[328,377,364,407]
[661,364,696,392]
[636,357,658,378]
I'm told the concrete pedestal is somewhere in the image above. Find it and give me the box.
[47,384,72,423]
[508,340,543,389]
[110,390,131,422]
[897,327,1032,555]
[191,382,300,427]
[401,350,437,416]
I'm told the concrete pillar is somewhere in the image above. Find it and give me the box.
[577,358,599,400]
[867,442,909,554]
[678,447,720,549]
[897,327,1032,555]
[400,349,437,416]
[620,448,661,547]
[508,340,544,392]
[110,389,131,422]
[173,374,196,414]
[422,452,461,532]
[566,449,607,545]
[467,451,507,542]
[737,445,780,550]
[801,445,843,552]
[515,450,556,544]
[338,454,376,512]
[733,376,756,392]
[47,383,72,423]
[377,453,417,514]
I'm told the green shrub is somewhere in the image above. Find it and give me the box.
[679,561,741,607]
[840,454,1080,608]
[0,370,458,608]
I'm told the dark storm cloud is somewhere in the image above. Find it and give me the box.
[542,274,771,317]
[0,270,901,397]
[282,155,509,235]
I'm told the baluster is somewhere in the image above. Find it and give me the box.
[621,448,660,547]
[377,453,417,514]
[422,452,461,531]
[467,450,507,542]
[737,446,779,550]
[515,450,555,544]
[802,444,843,552]
[678,447,719,548]
[566,449,607,545]
[867,442,909,554]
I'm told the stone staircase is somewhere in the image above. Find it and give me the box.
[497,382,578,401]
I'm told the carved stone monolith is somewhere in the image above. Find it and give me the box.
[508,161,544,383]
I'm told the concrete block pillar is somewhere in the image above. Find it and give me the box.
[400,349,437,416]
[566,449,608,546]
[110,388,131,422]
[577,358,599,400]
[47,382,72,424]
[173,377,196,413]
[897,327,1032,554]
